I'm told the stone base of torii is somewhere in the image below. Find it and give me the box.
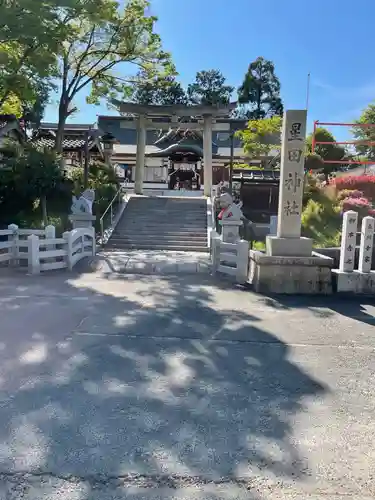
[249,109,334,295]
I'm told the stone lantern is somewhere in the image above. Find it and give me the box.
[101,132,117,165]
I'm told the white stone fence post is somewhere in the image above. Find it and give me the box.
[334,211,375,293]
[339,211,358,272]
[8,224,19,265]
[358,216,375,273]
[28,234,41,274]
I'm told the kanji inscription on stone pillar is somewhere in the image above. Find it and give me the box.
[339,210,358,272]
[277,110,307,238]
[358,216,374,273]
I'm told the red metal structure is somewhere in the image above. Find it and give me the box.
[311,120,375,165]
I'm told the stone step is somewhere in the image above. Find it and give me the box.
[124,221,207,225]
[112,233,207,240]
[110,240,207,247]
[123,212,207,216]
[108,196,208,252]
[125,206,207,211]
[114,231,207,237]
[110,242,208,250]
[123,216,207,221]
[117,221,207,231]
[116,223,207,229]
[106,242,209,252]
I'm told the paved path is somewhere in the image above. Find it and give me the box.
[0,269,374,499]
[93,250,211,275]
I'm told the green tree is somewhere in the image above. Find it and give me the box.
[0,143,64,225]
[55,0,174,151]
[0,0,73,109]
[237,57,283,119]
[236,116,282,159]
[129,70,187,105]
[0,92,22,116]
[154,77,187,105]
[306,127,346,181]
[16,146,64,224]
[0,0,114,122]
[187,69,234,106]
[22,81,50,130]
[352,103,375,160]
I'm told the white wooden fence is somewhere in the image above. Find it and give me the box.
[0,224,95,274]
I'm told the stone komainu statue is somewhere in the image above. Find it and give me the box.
[71,189,95,215]
[217,192,243,222]
[216,192,256,243]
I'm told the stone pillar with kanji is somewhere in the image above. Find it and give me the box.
[358,216,375,273]
[266,110,312,257]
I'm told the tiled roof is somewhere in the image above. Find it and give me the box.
[32,135,99,151]
[112,144,245,158]
[154,128,203,146]
[39,122,96,132]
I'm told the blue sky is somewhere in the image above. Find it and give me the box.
[44,0,375,139]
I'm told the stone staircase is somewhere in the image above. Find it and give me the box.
[107,196,208,252]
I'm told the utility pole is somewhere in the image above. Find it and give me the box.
[306,72,311,112]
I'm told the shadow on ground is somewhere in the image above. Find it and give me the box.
[260,292,375,326]
[0,271,329,499]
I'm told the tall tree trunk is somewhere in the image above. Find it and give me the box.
[55,95,69,153]
[257,86,262,119]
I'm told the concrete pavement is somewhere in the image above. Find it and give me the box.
[0,269,374,499]
[92,250,211,275]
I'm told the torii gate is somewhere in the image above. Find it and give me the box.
[111,101,237,196]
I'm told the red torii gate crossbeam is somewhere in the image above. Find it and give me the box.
[311,120,375,165]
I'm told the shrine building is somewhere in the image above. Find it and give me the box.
[31,122,104,168]
[97,102,279,195]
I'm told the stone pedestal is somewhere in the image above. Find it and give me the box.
[69,213,96,230]
[249,250,334,294]
[266,235,312,257]
[220,220,241,243]
[332,270,375,294]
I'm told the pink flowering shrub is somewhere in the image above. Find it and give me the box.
[341,196,372,219]
[333,175,375,201]
[336,189,364,202]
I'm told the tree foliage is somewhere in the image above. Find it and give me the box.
[129,70,187,105]
[0,0,75,109]
[352,103,375,160]
[187,69,234,106]
[236,116,282,159]
[237,57,283,119]
[0,92,22,116]
[306,127,346,180]
[22,81,51,129]
[54,0,174,151]
[0,143,65,225]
